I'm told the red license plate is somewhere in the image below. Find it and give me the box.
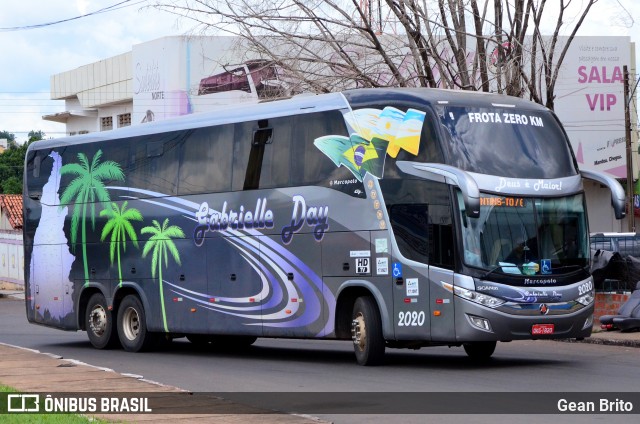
[531,324,555,335]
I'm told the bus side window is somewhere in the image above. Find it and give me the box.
[290,110,351,186]
[179,125,233,195]
[237,118,292,191]
[427,204,454,269]
[258,117,292,189]
[243,120,273,190]
[127,131,184,196]
[389,203,429,263]
[25,150,52,201]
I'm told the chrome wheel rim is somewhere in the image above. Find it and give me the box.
[351,313,366,351]
[122,307,141,341]
[89,305,107,337]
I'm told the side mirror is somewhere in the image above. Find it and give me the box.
[580,169,626,220]
[397,161,480,218]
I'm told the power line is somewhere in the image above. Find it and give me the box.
[0,0,147,32]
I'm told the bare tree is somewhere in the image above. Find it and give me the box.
[151,0,599,109]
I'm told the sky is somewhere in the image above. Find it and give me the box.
[0,0,638,144]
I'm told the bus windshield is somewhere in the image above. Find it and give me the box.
[437,105,577,179]
[458,192,589,276]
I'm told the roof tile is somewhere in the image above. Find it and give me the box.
[0,194,23,230]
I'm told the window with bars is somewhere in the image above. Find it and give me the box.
[101,116,113,131]
[118,113,131,128]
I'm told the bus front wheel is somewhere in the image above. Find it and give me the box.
[117,295,158,352]
[351,296,385,366]
[463,341,496,360]
[85,293,119,349]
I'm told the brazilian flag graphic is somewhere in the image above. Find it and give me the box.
[314,134,389,181]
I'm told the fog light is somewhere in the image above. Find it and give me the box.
[582,315,593,330]
[467,314,492,332]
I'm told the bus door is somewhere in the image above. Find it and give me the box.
[427,266,456,342]
[389,202,456,341]
[391,259,431,340]
[388,203,431,341]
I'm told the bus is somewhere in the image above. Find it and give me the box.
[23,88,625,366]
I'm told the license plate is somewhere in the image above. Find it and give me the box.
[531,324,555,335]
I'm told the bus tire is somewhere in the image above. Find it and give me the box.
[117,295,158,352]
[351,296,385,366]
[85,293,119,349]
[463,341,496,360]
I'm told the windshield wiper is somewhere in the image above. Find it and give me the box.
[481,265,507,280]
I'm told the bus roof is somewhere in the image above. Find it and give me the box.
[28,88,550,152]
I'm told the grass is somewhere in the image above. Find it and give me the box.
[1,385,115,423]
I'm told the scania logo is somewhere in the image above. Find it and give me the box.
[539,304,549,315]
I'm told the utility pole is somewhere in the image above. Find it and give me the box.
[624,66,635,231]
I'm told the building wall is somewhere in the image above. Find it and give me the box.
[98,104,133,131]
[594,293,629,325]
[0,232,23,289]
[584,180,628,232]
[51,52,132,108]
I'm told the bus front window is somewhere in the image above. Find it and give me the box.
[458,192,588,276]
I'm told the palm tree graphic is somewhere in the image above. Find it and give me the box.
[142,218,184,332]
[60,150,125,286]
[100,201,143,288]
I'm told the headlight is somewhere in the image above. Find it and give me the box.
[576,290,595,306]
[445,284,505,308]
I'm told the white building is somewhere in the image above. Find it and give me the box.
[43,35,638,232]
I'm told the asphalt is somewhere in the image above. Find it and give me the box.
[0,290,326,423]
[1,288,639,422]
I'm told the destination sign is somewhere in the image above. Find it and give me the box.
[480,196,526,208]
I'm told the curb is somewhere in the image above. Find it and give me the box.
[558,334,640,348]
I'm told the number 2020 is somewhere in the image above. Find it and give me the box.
[398,311,426,327]
[578,281,593,296]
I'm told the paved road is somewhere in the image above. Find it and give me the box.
[1,297,638,423]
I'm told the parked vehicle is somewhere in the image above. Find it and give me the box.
[590,232,640,258]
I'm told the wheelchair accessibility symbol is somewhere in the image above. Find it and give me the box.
[392,263,403,278]
[541,259,552,275]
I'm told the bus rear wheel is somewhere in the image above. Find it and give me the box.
[117,295,158,352]
[85,293,119,349]
[463,341,496,360]
[351,296,385,366]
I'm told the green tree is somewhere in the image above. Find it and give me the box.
[60,150,125,286]
[141,218,184,332]
[1,177,22,194]
[0,131,16,143]
[0,134,30,194]
[27,130,45,143]
[100,201,143,288]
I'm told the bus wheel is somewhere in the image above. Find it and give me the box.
[86,293,119,349]
[351,296,385,366]
[463,341,496,360]
[117,295,157,352]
